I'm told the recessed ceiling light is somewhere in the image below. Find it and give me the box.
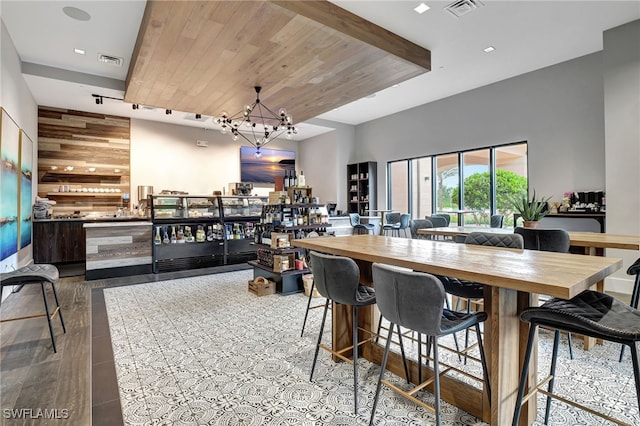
[392,84,400,88]
[414,3,430,14]
[50,166,58,171]
[88,167,96,172]
[62,6,91,21]
[483,46,496,53]
[64,166,74,171]
[74,48,85,55]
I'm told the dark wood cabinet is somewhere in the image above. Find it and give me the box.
[33,221,86,263]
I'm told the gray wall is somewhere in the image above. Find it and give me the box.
[354,51,606,206]
[603,20,640,290]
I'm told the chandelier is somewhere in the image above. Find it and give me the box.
[215,86,297,158]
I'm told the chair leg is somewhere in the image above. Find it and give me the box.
[352,305,359,414]
[544,330,561,425]
[300,281,316,337]
[50,281,66,333]
[475,324,491,403]
[40,282,57,353]
[433,335,441,426]
[417,332,422,384]
[310,299,331,381]
[396,324,410,384]
[369,324,395,426]
[567,332,574,360]
[375,313,383,343]
[512,324,538,426]
[629,342,640,416]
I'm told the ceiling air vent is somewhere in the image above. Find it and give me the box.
[97,53,123,67]
[445,0,484,18]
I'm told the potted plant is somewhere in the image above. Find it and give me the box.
[509,190,551,228]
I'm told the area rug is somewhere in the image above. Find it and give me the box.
[103,270,640,425]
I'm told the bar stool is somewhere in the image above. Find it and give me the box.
[0,264,66,353]
[370,263,491,426]
[512,290,640,426]
[620,256,640,361]
[348,213,375,235]
[308,251,408,414]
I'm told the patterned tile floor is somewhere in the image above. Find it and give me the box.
[103,270,640,425]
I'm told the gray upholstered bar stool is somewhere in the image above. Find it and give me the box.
[348,213,375,235]
[513,290,640,426]
[308,251,407,414]
[620,256,640,361]
[370,263,491,426]
[308,251,376,413]
[0,264,66,353]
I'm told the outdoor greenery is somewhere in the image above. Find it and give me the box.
[445,170,528,224]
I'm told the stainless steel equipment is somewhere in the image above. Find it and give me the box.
[137,185,154,214]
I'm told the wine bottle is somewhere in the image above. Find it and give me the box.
[283,170,289,190]
[292,171,297,187]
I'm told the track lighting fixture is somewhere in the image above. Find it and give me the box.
[195,114,201,119]
[132,104,139,110]
[92,93,123,105]
[166,109,172,115]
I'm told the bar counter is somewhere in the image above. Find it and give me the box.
[83,220,153,280]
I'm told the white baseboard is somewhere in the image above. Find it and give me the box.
[606,276,634,295]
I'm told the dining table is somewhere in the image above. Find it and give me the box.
[292,234,622,426]
[418,226,640,349]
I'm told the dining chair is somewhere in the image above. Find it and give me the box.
[410,219,433,239]
[348,212,375,235]
[370,263,491,426]
[513,290,640,426]
[308,251,408,413]
[381,212,401,236]
[384,213,411,237]
[620,256,640,361]
[514,227,574,358]
[490,214,505,228]
[430,214,451,226]
[436,232,524,362]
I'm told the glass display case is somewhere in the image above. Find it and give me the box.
[149,195,268,272]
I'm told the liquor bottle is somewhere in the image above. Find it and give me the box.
[162,228,170,244]
[206,225,214,242]
[154,226,162,245]
[185,226,195,243]
[176,226,185,243]
[196,225,205,242]
[298,170,306,187]
[170,226,177,243]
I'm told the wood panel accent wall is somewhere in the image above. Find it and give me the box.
[37,107,131,215]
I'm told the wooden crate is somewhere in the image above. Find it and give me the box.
[248,277,275,296]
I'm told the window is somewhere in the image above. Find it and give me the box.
[387,142,527,227]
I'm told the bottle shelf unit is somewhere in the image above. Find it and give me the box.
[347,161,377,215]
[251,204,330,295]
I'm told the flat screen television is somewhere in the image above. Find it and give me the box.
[240,146,295,184]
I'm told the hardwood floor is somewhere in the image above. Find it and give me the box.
[0,263,250,425]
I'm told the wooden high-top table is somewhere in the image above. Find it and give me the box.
[293,235,622,426]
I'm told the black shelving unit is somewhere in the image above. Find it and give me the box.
[347,161,377,215]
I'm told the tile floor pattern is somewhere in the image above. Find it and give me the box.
[103,270,640,425]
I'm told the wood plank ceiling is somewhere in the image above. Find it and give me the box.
[125,0,431,124]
